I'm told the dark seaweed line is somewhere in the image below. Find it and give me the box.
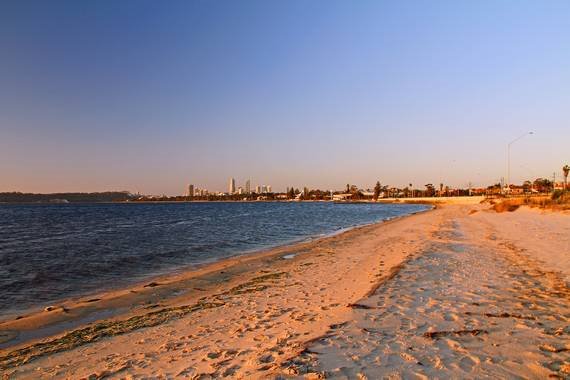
[0,272,287,370]
[0,300,224,370]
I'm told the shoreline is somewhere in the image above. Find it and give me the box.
[2,201,569,378]
[0,204,433,351]
[0,202,432,321]
[0,195,486,205]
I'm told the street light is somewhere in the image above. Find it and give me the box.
[507,131,533,194]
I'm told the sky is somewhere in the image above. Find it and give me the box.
[1,0,569,195]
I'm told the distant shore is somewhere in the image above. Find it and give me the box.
[0,193,487,204]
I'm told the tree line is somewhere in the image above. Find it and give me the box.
[0,192,135,203]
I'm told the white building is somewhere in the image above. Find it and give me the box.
[245,179,251,194]
[229,177,236,194]
[333,193,352,201]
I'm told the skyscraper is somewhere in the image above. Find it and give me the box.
[267,185,272,193]
[187,184,194,197]
[229,177,236,194]
[245,179,251,194]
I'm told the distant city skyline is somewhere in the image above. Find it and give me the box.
[221,177,272,195]
[1,1,569,195]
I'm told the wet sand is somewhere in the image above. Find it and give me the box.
[1,201,569,378]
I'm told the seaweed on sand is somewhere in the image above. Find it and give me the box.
[0,272,287,370]
[423,329,488,339]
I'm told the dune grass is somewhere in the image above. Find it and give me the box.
[488,193,570,213]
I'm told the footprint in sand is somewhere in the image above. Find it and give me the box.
[443,312,459,321]
[206,351,222,360]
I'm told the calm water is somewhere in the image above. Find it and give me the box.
[0,202,428,316]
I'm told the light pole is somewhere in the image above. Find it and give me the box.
[506,131,533,194]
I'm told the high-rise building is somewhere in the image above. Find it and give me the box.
[238,187,243,195]
[187,184,194,197]
[255,185,261,193]
[245,179,251,194]
[267,185,272,193]
[229,177,236,194]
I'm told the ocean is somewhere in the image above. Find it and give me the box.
[0,202,429,316]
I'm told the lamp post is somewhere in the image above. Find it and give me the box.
[507,131,533,194]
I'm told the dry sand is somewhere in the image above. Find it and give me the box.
[300,205,570,379]
[1,201,569,379]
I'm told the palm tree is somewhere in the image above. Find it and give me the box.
[373,181,381,201]
[425,184,435,197]
[563,165,570,192]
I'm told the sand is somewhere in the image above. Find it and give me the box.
[1,200,569,379]
[299,205,570,379]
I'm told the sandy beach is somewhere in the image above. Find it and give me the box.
[1,200,569,379]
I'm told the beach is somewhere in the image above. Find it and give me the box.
[1,199,569,378]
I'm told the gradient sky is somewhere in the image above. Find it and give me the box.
[1,1,569,195]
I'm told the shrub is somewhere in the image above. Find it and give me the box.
[552,190,564,201]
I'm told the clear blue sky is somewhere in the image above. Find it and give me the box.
[1,1,569,194]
